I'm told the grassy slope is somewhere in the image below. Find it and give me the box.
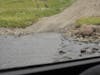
[76,17,100,27]
[0,0,73,28]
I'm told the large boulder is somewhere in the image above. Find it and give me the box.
[77,25,95,37]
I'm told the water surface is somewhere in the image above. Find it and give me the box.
[0,33,100,69]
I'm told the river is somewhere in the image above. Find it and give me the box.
[0,33,100,69]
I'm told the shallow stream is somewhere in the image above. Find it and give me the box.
[0,33,100,69]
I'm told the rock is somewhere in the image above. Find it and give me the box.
[79,25,95,37]
[92,48,99,53]
[81,39,89,42]
[59,51,66,55]
[81,49,87,54]
[94,26,100,33]
[73,29,79,35]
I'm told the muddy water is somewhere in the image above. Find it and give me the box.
[0,33,100,69]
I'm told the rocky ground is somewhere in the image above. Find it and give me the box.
[68,24,100,42]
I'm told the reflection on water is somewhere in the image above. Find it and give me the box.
[0,33,100,69]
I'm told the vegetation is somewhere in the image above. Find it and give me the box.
[0,0,73,28]
[76,17,100,27]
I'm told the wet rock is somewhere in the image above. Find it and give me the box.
[80,46,100,56]
[81,49,86,54]
[59,51,66,55]
[92,48,99,53]
[81,47,89,54]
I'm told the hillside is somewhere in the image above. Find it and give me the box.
[0,0,100,35]
[0,0,72,28]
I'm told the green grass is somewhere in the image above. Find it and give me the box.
[76,17,100,27]
[0,0,73,28]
